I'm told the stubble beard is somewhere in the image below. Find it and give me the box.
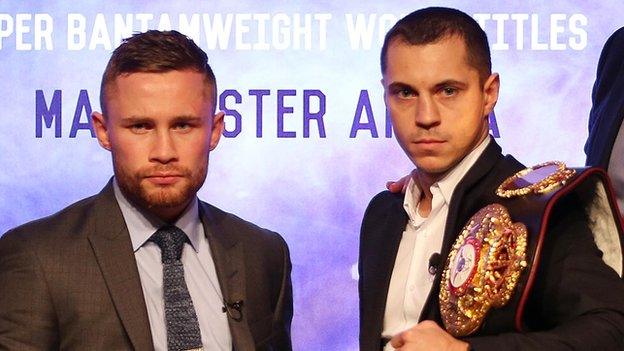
[114,157,208,216]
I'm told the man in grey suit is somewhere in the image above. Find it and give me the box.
[0,30,292,351]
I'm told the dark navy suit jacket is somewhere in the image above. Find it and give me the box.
[359,141,624,350]
[585,27,624,168]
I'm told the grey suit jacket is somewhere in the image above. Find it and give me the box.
[0,181,293,350]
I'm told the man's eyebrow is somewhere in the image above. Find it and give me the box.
[170,116,203,124]
[387,81,416,91]
[119,115,203,123]
[386,79,468,92]
[434,79,468,89]
[171,115,202,121]
[120,116,152,124]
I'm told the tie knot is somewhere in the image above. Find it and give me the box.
[150,225,187,263]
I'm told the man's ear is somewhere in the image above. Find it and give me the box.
[380,77,387,97]
[92,112,111,151]
[482,73,500,116]
[209,111,225,151]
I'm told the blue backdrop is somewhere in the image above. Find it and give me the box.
[1,1,622,349]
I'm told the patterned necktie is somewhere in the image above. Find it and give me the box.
[151,225,203,351]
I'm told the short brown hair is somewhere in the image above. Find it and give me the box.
[99,30,217,116]
[380,7,491,83]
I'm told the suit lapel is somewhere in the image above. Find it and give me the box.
[87,181,154,350]
[420,140,505,322]
[199,202,254,350]
[364,193,408,346]
[440,141,504,257]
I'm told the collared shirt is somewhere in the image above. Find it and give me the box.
[382,137,491,349]
[113,180,232,351]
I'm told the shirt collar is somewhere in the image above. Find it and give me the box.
[113,178,202,253]
[404,136,491,221]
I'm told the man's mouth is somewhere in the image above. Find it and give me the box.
[415,138,445,144]
[145,173,184,185]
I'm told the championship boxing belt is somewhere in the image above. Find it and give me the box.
[439,162,624,337]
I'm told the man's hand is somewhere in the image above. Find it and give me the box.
[390,320,469,351]
[386,169,417,194]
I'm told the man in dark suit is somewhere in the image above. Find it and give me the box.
[585,27,624,215]
[359,7,624,351]
[0,30,292,350]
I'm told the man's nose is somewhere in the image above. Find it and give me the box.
[414,96,441,129]
[149,129,178,163]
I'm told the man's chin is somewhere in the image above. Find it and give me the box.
[117,175,201,217]
[141,188,191,209]
[413,160,455,178]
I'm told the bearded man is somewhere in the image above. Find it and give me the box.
[0,30,292,351]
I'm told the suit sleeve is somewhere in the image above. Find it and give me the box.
[271,234,294,350]
[465,201,624,350]
[0,230,59,349]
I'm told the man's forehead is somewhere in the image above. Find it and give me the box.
[104,70,215,110]
[386,34,468,62]
[111,69,208,88]
[384,36,477,81]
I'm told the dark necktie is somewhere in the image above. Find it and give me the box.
[151,225,203,351]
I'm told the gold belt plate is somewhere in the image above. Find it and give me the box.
[439,204,528,337]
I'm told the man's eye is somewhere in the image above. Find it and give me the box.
[130,123,150,132]
[174,123,191,131]
[397,88,415,98]
[441,87,458,96]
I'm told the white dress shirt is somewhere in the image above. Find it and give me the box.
[113,180,232,351]
[382,137,491,350]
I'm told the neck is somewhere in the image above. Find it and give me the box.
[413,170,442,218]
[118,186,193,224]
[413,134,490,217]
[148,202,190,224]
